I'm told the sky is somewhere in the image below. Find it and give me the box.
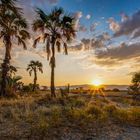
[0,0,140,86]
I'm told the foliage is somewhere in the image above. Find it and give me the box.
[27,61,43,76]
[0,0,30,96]
[112,88,120,92]
[128,71,140,100]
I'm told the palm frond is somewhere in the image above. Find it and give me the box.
[39,68,43,73]
[14,18,28,28]
[32,19,45,31]
[29,70,32,76]
[43,33,49,43]
[33,37,41,48]
[36,8,48,22]
[19,30,30,40]
[16,35,27,49]
[51,7,64,17]
[56,41,61,52]
[63,43,68,55]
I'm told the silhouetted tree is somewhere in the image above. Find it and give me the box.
[32,7,76,97]
[27,61,43,91]
[128,72,140,100]
[0,0,30,96]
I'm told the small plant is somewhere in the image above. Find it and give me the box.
[128,107,140,126]
[86,104,102,119]
[49,107,62,127]
[103,104,117,116]
[113,108,129,123]
[71,98,85,108]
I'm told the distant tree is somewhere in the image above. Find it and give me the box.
[112,88,120,92]
[27,61,43,91]
[128,72,140,100]
[32,7,76,97]
[0,0,30,96]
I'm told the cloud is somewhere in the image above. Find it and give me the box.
[69,32,111,52]
[96,42,140,61]
[120,12,129,22]
[131,28,140,38]
[47,0,59,4]
[86,14,91,19]
[101,17,105,20]
[108,18,120,32]
[114,10,140,38]
[94,58,122,67]
[69,31,140,70]
[18,0,60,24]
[73,11,83,30]
[74,11,83,19]
[90,22,99,32]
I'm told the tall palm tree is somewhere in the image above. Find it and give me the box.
[0,0,30,96]
[27,60,43,91]
[32,7,76,97]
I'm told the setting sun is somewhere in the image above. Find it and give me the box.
[92,79,102,86]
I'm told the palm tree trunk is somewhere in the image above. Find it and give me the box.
[51,63,55,97]
[33,69,37,91]
[50,38,56,97]
[0,36,11,96]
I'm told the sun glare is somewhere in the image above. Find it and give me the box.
[92,79,102,86]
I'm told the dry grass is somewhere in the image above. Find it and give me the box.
[0,91,140,139]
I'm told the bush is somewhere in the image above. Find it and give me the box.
[103,104,117,115]
[22,85,32,92]
[109,107,140,126]
[71,98,85,107]
[49,107,62,127]
[112,88,120,92]
[86,104,102,118]
[128,107,140,126]
[113,108,129,123]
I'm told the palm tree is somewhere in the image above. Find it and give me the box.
[0,0,30,96]
[27,60,43,91]
[32,7,76,97]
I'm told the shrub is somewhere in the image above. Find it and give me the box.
[49,106,62,127]
[103,104,117,116]
[112,88,120,92]
[86,104,102,119]
[71,98,85,107]
[112,108,129,123]
[128,107,140,126]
